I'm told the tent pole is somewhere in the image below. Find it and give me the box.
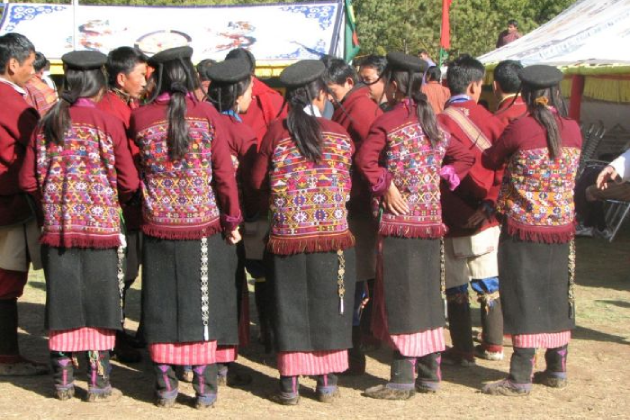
[569,75,585,123]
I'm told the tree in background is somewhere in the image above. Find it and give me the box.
[2,0,579,57]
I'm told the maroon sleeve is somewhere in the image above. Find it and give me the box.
[108,118,140,203]
[237,124,259,217]
[208,110,242,231]
[18,129,39,196]
[350,99,382,148]
[442,131,475,180]
[482,122,520,170]
[355,118,391,196]
[250,123,275,192]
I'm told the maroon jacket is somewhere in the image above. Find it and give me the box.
[483,115,583,243]
[130,95,241,239]
[495,95,528,126]
[438,100,507,237]
[0,81,40,226]
[240,78,287,148]
[20,99,140,248]
[332,86,383,216]
[97,90,143,230]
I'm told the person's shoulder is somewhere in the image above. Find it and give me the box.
[319,117,349,136]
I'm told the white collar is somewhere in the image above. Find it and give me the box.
[303,103,322,117]
[0,77,27,97]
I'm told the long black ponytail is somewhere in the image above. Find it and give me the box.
[522,85,567,160]
[285,78,325,162]
[149,57,199,160]
[41,67,105,145]
[385,67,441,146]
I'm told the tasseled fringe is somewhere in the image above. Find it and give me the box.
[267,233,355,256]
[142,221,221,241]
[40,234,121,249]
[505,223,574,244]
[378,222,446,239]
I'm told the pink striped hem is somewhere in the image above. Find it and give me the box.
[216,345,238,363]
[512,331,571,349]
[389,327,446,358]
[149,341,217,365]
[277,350,349,376]
[48,328,116,352]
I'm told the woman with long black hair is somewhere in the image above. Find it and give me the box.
[356,52,474,400]
[129,46,242,409]
[19,51,140,401]
[251,60,356,405]
[206,57,257,385]
[481,65,582,396]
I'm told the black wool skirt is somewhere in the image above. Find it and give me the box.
[499,233,575,335]
[267,248,356,352]
[381,236,445,334]
[141,234,239,344]
[42,245,122,331]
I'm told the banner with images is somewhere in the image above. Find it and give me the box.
[0,1,345,63]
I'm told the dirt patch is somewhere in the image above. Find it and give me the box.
[2,229,630,419]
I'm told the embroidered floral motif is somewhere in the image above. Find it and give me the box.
[378,122,449,238]
[499,147,580,241]
[267,132,354,255]
[136,118,221,239]
[36,124,122,248]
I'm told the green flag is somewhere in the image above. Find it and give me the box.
[344,0,360,62]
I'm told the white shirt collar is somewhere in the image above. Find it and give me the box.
[303,103,322,117]
[0,77,27,97]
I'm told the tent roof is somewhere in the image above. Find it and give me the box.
[479,0,630,72]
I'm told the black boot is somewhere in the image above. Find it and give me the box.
[364,351,416,400]
[346,326,366,375]
[315,373,339,402]
[482,347,534,396]
[50,351,75,400]
[534,345,568,388]
[416,352,441,393]
[154,363,178,407]
[273,375,299,405]
[475,295,504,360]
[0,298,19,356]
[254,279,272,353]
[444,290,475,366]
[192,364,218,409]
[85,350,121,402]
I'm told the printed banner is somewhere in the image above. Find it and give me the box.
[0,2,345,62]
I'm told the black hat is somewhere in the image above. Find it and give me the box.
[386,52,427,73]
[518,65,563,89]
[149,46,193,66]
[61,51,107,70]
[206,58,251,84]
[279,60,325,88]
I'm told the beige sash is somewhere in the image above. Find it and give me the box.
[442,106,492,151]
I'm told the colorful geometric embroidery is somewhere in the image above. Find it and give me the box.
[268,131,354,254]
[499,147,581,228]
[36,123,122,248]
[379,122,448,238]
[136,117,221,237]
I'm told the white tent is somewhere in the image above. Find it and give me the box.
[479,0,630,67]
[0,1,347,76]
[478,0,630,155]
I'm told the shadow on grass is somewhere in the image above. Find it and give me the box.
[573,325,629,345]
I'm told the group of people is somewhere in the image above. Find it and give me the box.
[0,28,605,408]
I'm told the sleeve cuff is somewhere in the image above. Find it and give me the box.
[610,158,627,183]
[372,170,393,196]
[221,212,243,232]
[440,165,461,191]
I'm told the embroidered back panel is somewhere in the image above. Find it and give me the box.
[379,122,448,237]
[269,132,353,241]
[499,147,581,228]
[36,124,121,245]
[136,118,220,231]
